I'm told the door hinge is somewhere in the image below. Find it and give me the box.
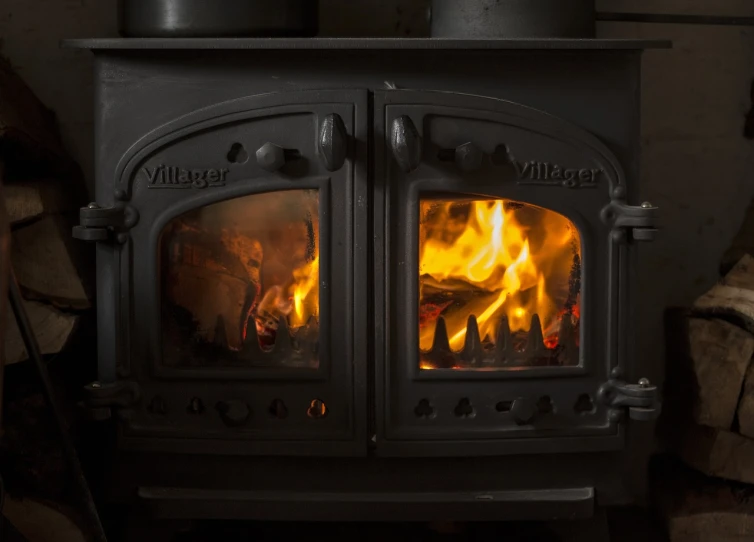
[601,200,658,243]
[83,381,141,421]
[597,378,661,422]
[72,202,139,243]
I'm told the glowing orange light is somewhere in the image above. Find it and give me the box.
[418,199,580,361]
[289,256,319,328]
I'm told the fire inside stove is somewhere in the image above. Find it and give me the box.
[160,189,320,368]
[419,198,581,370]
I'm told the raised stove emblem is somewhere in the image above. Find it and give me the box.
[513,160,602,189]
[143,165,229,189]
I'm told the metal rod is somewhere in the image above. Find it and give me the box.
[0,471,5,542]
[597,12,754,26]
[8,270,108,542]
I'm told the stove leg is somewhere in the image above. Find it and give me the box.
[548,506,610,542]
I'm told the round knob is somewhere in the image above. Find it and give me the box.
[216,400,250,427]
[256,143,286,172]
[438,142,485,172]
[510,397,537,425]
[454,142,484,172]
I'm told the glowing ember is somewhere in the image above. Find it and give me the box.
[419,199,581,367]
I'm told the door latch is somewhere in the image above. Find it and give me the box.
[83,381,141,421]
[597,378,661,422]
[73,202,139,243]
[601,200,658,242]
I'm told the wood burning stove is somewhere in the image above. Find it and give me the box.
[67,37,667,527]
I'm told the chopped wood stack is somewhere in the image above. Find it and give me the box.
[0,57,91,541]
[2,497,87,542]
[651,455,754,542]
[657,254,754,539]
[0,56,91,366]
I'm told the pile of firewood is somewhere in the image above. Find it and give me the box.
[656,254,754,540]
[0,56,90,367]
[0,57,92,541]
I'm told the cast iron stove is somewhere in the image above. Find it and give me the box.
[68,37,667,526]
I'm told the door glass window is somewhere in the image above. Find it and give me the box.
[419,198,581,370]
[160,190,320,369]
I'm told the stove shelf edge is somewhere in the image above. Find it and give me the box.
[61,37,672,51]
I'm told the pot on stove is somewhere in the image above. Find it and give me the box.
[118,0,319,38]
[431,0,596,38]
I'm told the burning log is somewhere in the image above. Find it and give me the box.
[165,226,262,351]
[418,197,582,368]
[166,263,253,351]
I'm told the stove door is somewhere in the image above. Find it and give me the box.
[104,89,368,456]
[374,90,633,456]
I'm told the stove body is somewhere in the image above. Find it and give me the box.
[72,39,663,522]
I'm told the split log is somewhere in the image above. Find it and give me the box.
[167,264,250,350]
[4,179,75,226]
[165,227,262,351]
[694,255,754,333]
[675,424,754,485]
[11,215,89,310]
[737,362,754,439]
[651,454,754,542]
[2,497,86,542]
[685,318,754,431]
[722,198,754,276]
[0,57,78,178]
[3,300,78,365]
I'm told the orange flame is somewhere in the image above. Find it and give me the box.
[254,256,319,329]
[290,255,319,327]
[419,199,579,355]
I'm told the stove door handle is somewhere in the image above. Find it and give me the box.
[390,115,422,174]
[319,113,349,172]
